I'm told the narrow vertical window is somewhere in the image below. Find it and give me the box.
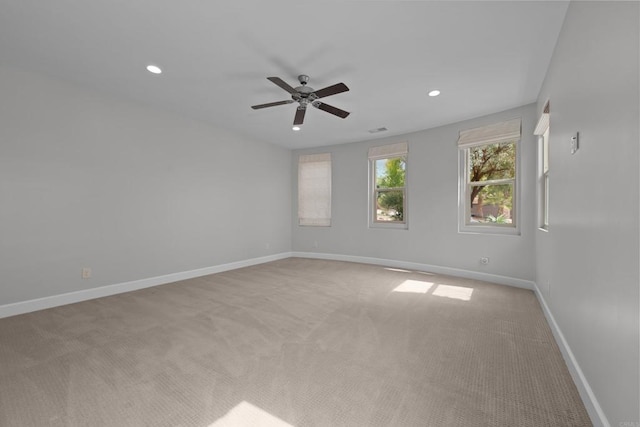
[368,142,408,229]
[298,153,332,226]
[458,118,521,234]
[534,101,550,229]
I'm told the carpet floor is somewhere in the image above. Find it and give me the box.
[0,258,591,426]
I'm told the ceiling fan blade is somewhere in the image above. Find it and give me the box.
[293,107,306,125]
[313,82,349,99]
[251,100,294,110]
[312,101,350,119]
[267,77,298,95]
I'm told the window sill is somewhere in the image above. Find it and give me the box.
[459,225,520,236]
[370,222,408,230]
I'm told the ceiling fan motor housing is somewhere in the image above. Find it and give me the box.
[251,75,350,125]
[294,76,315,102]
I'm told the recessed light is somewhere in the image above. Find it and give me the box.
[292,126,301,131]
[428,89,441,97]
[146,65,162,74]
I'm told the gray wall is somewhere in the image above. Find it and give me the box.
[292,104,537,282]
[0,66,292,305]
[535,2,639,425]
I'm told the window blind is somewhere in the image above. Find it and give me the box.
[457,118,522,149]
[534,101,550,135]
[368,142,408,160]
[298,153,331,226]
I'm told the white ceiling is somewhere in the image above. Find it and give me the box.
[0,1,569,149]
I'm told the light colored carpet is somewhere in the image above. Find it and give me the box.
[0,258,591,426]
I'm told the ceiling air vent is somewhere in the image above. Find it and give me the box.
[368,127,388,134]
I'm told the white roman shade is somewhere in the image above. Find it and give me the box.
[298,153,331,227]
[368,142,408,160]
[534,101,550,135]
[457,118,522,149]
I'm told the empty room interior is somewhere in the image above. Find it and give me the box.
[1,1,638,426]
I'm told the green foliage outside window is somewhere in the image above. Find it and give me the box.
[376,158,405,221]
[468,142,516,223]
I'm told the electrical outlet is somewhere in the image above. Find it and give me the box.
[313,241,319,249]
[480,257,490,265]
[265,243,270,250]
[81,267,92,279]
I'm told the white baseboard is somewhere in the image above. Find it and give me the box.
[533,283,609,427]
[0,252,535,319]
[0,252,293,319]
[291,251,535,290]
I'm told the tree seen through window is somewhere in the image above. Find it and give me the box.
[468,142,516,224]
[375,157,406,222]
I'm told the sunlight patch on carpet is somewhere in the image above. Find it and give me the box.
[384,267,412,273]
[209,401,293,427]
[432,284,473,301]
[393,279,434,294]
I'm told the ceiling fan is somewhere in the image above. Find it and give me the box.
[251,75,350,126]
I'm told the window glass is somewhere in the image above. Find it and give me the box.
[467,142,516,226]
[374,157,406,222]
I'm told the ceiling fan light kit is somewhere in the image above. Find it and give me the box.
[251,74,350,126]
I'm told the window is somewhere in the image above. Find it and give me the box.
[458,118,521,234]
[368,142,408,228]
[298,153,331,226]
[534,101,550,230]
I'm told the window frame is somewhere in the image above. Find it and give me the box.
[535,101,550,231]
[457,120,521,236]
[539,127,550,230]
[368,143,408,230]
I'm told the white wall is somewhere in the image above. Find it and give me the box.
[0,66,292,305]
[292,104,537,283]
[535,2,639,425]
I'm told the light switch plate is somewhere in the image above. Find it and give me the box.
[571,132,579,154]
